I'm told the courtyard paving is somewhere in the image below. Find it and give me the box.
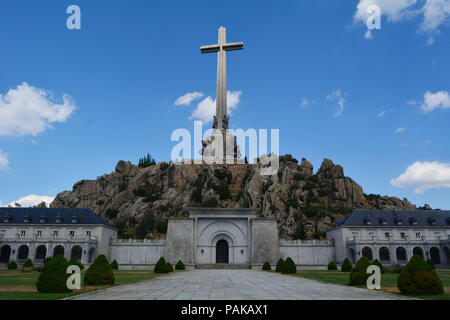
[68,269,409,300]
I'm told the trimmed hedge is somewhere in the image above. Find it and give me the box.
[175,260,185,270]
[281,257,297,274]
[23,259,34,268]
[349,257,371,286]
[397,255,443,295]
[426,259,436,270]
[371,259,385,274]
[154,257,169,273]
[68,258,84,270]
[36,255,71,293]
[262,261,271,271]
[84,255,115,285]
[44,257,52,265]
[327,261,337,270]
[8,261,18,270]
[110,260,119,270]
[341,258,353,272]
[275,258,285,272]
[167,262,174,272]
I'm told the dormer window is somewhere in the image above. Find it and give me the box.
[72,216,79,223]
[427,217,437,226]
[394,217,402,225]
[379,217,387,225]
[56,216,63,223]
[364,218,372,225]
[40,216,47,223]
[409,217,418,225]
[24,216,31,223]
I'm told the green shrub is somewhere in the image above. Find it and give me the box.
[110,260,119,270]
[349,257,371,286]
[275,258,285,272]
[281,257,297,274]
[68,258,84,270]
[167,262,174,272]
[154,257,169,273]
[262,261,271,271]
[426,259,435,270]
[388,264,404,273]
[397,255,443,295]
[44,257,52,265]
[7,261,17,270]
[35,266,44,272]
[341,258,353,272]
[175,260,185,270]
[327,261,337,270]
[84,255,115,285]
[371,259,385,274]
[36,255,71,293]
[23,259,34,268]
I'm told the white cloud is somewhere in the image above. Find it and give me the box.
[189,90,242,124]
[7,194,54,207]
[300,97,309,108]
[354,0,417,24]
[326,89,345,118]
[378,110,387,117]
[0,82,76,137]
[420,90,450,113]
[0,149,9,171]
[420,0,450,33]
[174,91,204,106]
[395,127,406,133]
[391,161,450,193]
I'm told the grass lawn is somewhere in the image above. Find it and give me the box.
[0,269,164,300]
[294,269,450,300]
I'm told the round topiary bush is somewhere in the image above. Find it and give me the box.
[68,258,84,270]
[110,260,119,270]
[167,262,174,272]
[348,257,371,286]
[275,258,285,272]
[175,260,185,270]
[426,259,436,270]
[397,255,443,295]
[154,257,169,273]
[327,261,337,270]
[371,259,385,274]
[8,261,17,270]
[23,259,34,268]
[36,255,71,293]
[341,258,353,272]
[84,255,115,285]
[281,257,297,274]
[262,261,271,271]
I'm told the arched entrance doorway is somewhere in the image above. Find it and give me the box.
[379,247,390,262]
[216,239,229,264]
[71,246,82,262]
[53,245,65,257]
[88,247,96,263]
[17,245,29,261]
[362,247,373,261]
[0,245,11,263]
[396,247,407,263]
[35,245,47,261]
[430,247,440,265]
[413,247,424,259]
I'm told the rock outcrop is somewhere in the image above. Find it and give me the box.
[51,155,417,239]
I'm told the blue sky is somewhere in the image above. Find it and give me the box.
[0,0,449,209]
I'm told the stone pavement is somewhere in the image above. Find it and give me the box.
[68,269,409,300]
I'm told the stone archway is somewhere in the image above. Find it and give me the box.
[430,247,440,265]
[362,247,373,261]
[216,239,229,264]
[71,245,82,262]
[0,245,11,263]
[17,245,29,261]
[53,245,65,257]
[35,245,47,261]
[413,247,424,259]
[396,247,407,263]
[379,247,390,262]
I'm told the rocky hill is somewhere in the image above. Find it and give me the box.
[51,154,417,239]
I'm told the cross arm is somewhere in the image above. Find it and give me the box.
[200,44,220,53]
[223,42,244,51]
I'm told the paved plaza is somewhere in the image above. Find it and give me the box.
[68,269,409,300]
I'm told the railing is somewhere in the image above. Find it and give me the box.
[111,238,166,245]
[279,239,333,246]
[346,237,441,244]
[0,235,97,243]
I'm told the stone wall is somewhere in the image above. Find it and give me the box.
[165,219,194,265]
[279,239,334,268]
[251,219,279,266]
[109,238,166,269]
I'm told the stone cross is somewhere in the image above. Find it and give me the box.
[201,27,244,130]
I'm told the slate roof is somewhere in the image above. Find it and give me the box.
[330,209,450,230]
[0,208,112,226]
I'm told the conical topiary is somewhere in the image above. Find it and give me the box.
[371,259,385,274]
[175,260,185,270]
[275,258,285,272]
[341,258,353,272]
[84,255,115,285]
[68,257,84,270]
[154,257,169,273]
[23,259,34,268]
[167,262,174,272]
[349,257,371,285]
[262,261,271,271]
[327,261,337,270]
[281,257,297,274]
[397,255,443,295]
[110,260,119,270]
[36,255,71,293]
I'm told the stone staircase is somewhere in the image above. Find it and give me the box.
[195,263,251,270]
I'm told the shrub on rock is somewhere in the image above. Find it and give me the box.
[426,259,435,270]
[84,255,115,285]
[154,257,169,273]
[36,255,71,293]
[167,262,174,272]
[349,257,371,286]
[8,261,17,270]
[68,258,84,270]
[275,258,285,272]
[341,258,353,272]
[327,261,337,270]
[371,259,385,274]
[262,261,271,271]
[397,255,443,295]
[175,260,185,270]
[110,260,119,270]
[281,257,297,274]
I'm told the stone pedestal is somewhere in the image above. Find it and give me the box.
[164,219,194,265]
